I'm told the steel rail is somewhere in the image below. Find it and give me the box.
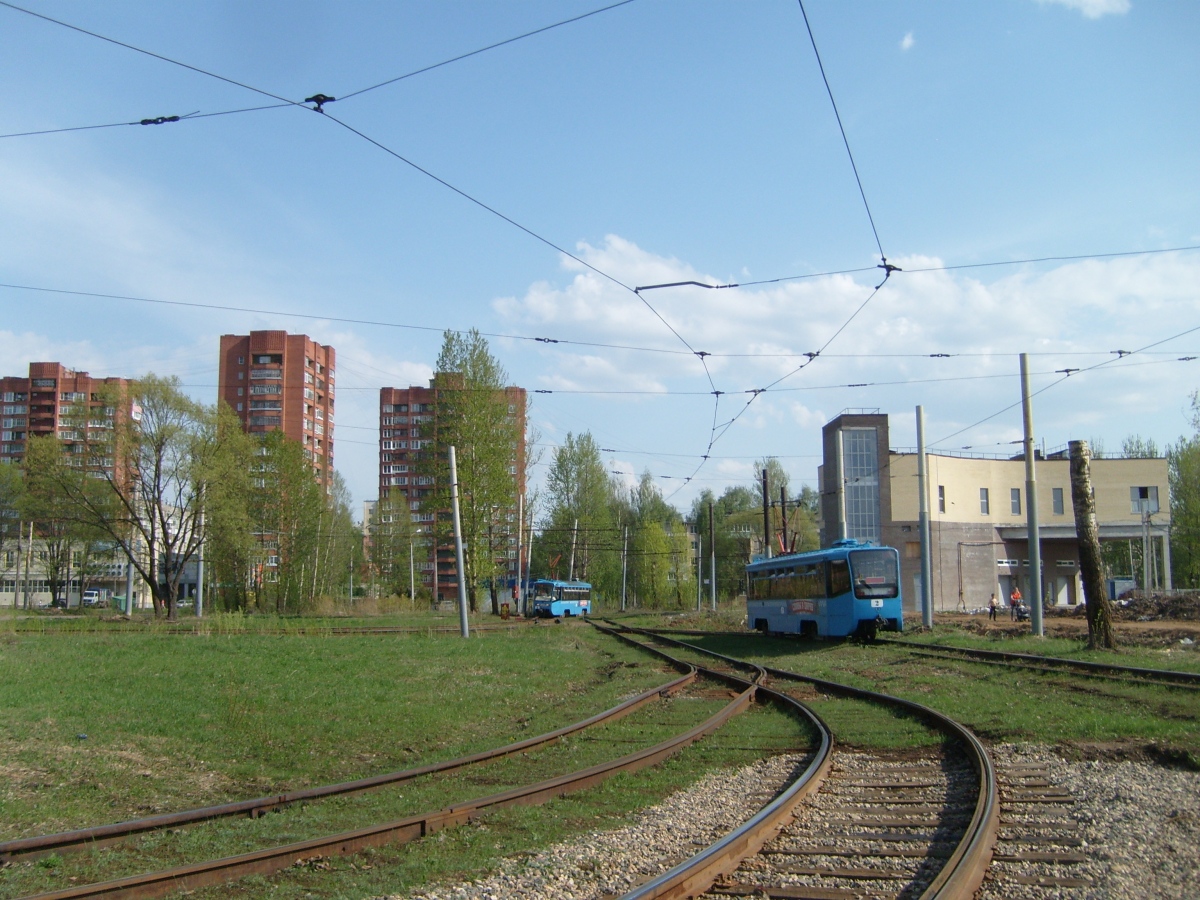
[611,625,999,900]
[878,636,1200,687]
[16,670,752,899]
[1,670,695,863]
[593,625,835,900]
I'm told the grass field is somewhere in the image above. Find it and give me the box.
[0,618,810,898]
[2,609,1197,898]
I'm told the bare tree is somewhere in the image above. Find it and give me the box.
[1069,440,1117,650]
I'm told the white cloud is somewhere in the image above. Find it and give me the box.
[1035,0,1131,19]
[900,32,915,51]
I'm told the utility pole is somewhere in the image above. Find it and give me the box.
[761,469,771,559]
[916,406,933,628]
[196,505,205,618]
[516,492,524,615]
[780,487,788,553]
[13,520,22,612]
[1020,353,1044,637]
[568,518,578,582]
[448,446,469,638]
[709,500,717,612]
[621,526,628,611]
[695,523,701,612]
[409,538,415,604]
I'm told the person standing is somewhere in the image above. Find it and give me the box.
[988,594,998,621]
[1010,586,1023,620]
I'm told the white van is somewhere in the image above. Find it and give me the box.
[82,590,105,607]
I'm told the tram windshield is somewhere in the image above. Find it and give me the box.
[848,549,900,599]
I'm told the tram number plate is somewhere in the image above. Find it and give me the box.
[871,599,884,608]
[789,600,815,614]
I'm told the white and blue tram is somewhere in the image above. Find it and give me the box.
[530,579,591,618]
[746,539,903,639]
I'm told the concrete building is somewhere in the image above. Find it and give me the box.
[217,331,336,489]
[819,411,1171,613]
[378,381,526,604]
[1,362,131,468]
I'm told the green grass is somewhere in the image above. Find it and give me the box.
[685,632,1200,758]
[0,622,812,899]
[893,629,1200,675]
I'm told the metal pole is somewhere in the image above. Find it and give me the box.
[568,518,578,582]
[696,525,702,612]
[709,500,717,612]
[916,406,933,628]
[621,526,628,611]
[516,492,524,615]
[835,430,848,541]
[761,469,771,559]
[13,520,22,611]
[409,538,415,603]
[195,506,204,618]
[1020,353,1044,637]
[780,487,788,553]
[1142,510,1150,592]
[448,446,469,638]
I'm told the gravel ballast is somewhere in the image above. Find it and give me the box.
[378,745,1200,900]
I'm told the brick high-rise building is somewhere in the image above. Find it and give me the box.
[377,381,526,603]
[1,362,131,467]
[218,331,336,488]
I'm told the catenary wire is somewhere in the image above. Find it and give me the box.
[796,0,885,264]
[337,0,639,101]
[930,320,1200,448]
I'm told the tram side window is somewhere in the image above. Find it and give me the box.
[828,560,851,597]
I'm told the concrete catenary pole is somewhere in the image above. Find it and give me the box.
[195,505,205,619]
[696,525,702,612]
[448,446,470,638]
[621,525,628,611]
[568,518,578,582]
[709,500,717,612]
[1021,353,1044,637]
[916,406,933,628]
[515,492,524,615]
[761,469,771,559]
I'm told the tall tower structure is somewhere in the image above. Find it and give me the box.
[218,331,336,488]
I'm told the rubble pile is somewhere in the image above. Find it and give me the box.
[1112,590,1200,621]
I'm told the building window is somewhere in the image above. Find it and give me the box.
[237,372,244,380]
[979,488,989,515]
[1052,487,1064,516]
[842,427,880,543]
[1130,486,1159,514]
[1011,488,1021,515]
[236,402,243,412]
[937,485,945,514]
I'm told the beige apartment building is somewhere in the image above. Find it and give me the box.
[820,411,1170,613]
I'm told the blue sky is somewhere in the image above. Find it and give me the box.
[2,0,1198,518]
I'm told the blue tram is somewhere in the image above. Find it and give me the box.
[530,579,591,618]
[746,539,903,639]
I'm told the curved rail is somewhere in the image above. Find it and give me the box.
[1,670,695,863]
[595,626,834,900]
[608,624,999,900]
[878,636,1200,688]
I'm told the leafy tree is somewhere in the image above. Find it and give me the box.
[419,330,522,613]
[540,432,619,588]
[1122,435,1159,458]
[368,496,421,600]
[0,462,23,579]
[22,435,98,605]
[30,375,233,620]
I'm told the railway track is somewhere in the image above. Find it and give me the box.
[876,637,1200,690]
[605,624,999,900]
[3,642,773,900]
